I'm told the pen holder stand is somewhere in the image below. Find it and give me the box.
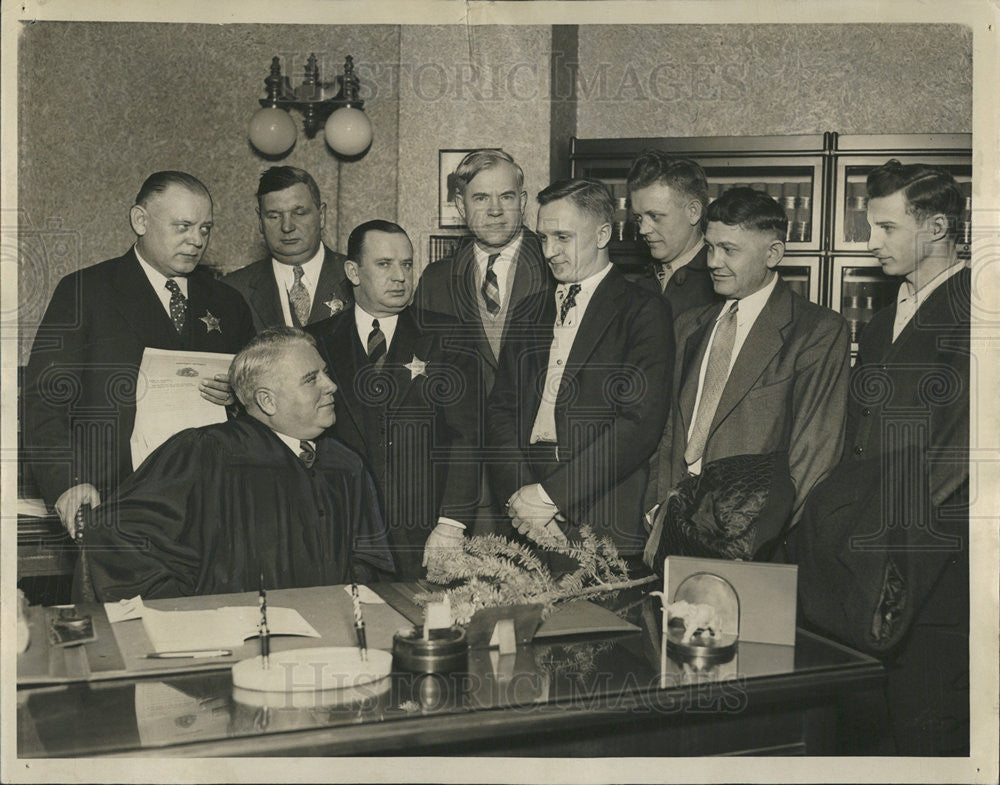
[392,626,468,674]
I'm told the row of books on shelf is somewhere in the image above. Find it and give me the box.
[610,179,814,244]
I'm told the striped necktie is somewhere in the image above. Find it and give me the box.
[481,253,501,317]
[367,319,387,367]
[298,440,316,468]
[165,279,187,334]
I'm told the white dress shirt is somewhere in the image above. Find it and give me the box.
[529,263,614,445]
[686,271,779,475]
[135,245,188,317]
[892,261,966,342]
[273,431,314,458]
[272,245,325,327]
[353,305,399,352]
[473,232,523,314]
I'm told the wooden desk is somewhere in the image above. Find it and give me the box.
[16,586,883,757]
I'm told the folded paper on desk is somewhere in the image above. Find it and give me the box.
[142,607,320,653]
[103,597,320,653]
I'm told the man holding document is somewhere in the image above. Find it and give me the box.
[22,171,254,535]
[85,327,395,601]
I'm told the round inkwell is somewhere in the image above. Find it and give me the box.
[392,626,468,673]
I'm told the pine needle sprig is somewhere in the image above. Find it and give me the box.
[421,526,650,625]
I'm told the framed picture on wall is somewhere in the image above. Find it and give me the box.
[438,148,499,228]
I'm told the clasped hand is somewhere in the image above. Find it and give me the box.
[506,484,568,545]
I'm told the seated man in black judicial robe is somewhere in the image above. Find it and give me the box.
[85,327,394,601]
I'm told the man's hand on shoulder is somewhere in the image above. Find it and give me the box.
[199,373,235,406]
[55,483,101,538]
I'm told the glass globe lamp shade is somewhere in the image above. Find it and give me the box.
[248,106,297,156]
[324,107,373,156]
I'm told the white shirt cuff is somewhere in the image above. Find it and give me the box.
[535,483,555,506]
[436,517,466,530]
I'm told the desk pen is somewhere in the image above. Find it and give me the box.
[146,649,233,659]
[351,582,368,661]
[258,572,270,669]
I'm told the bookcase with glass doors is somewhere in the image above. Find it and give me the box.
[569,132,971,362]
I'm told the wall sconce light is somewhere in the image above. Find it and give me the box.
[248,54,373,158]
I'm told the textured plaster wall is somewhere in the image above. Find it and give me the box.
[395,25,553,273]
[17,22,401,359]
[16,22,972,359]
[575,24,972,138]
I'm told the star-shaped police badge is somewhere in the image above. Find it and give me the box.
[199,311,222,334]
[325,298,345,316]
[404,356,427,380]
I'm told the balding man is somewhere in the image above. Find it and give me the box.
[85,327,393,601]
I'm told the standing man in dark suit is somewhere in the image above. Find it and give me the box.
[646,187,849,529]
[413,149,554,535]
[308,221,478,578]
[488,179,673,555]
[627,150,721,319]
[23,171,254,535]
[793,161,970,755]
[225,166,352,332]
[414,149,553,394]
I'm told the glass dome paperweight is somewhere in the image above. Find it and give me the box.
[665,572,740,663]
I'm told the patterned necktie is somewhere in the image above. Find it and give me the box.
[367,319,387,367]
[481,253,501,317]
[288,265,311,327]
[165,279,187,334]
[655,263,672,292]
[558,283,582,325]
[298,440,316,468]
[684,302,739,467]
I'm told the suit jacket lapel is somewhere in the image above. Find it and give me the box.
[247,260,285,329]
[711,279,791,433]
[185,275,216,349]
[677,308,718,434]
[507,228,541,309]
[325,313,366,441]
[109,250,182,348]
[561,270,624,387]
[309,246,350,323]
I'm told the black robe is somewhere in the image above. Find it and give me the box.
[85,417,394,601]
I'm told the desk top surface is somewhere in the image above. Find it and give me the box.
[16,584,882,758]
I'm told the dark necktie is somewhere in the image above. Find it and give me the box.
[165,279,187,334]
[558,283,582,325]
[367,319,387,367]
[481,253,501,317]
[298,440,316,468]
[288,265,310,327]
[685,302,739,466]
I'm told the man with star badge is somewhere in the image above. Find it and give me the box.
[22,171,254,536]
[224,166,353,333]
[307,220,479,579]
